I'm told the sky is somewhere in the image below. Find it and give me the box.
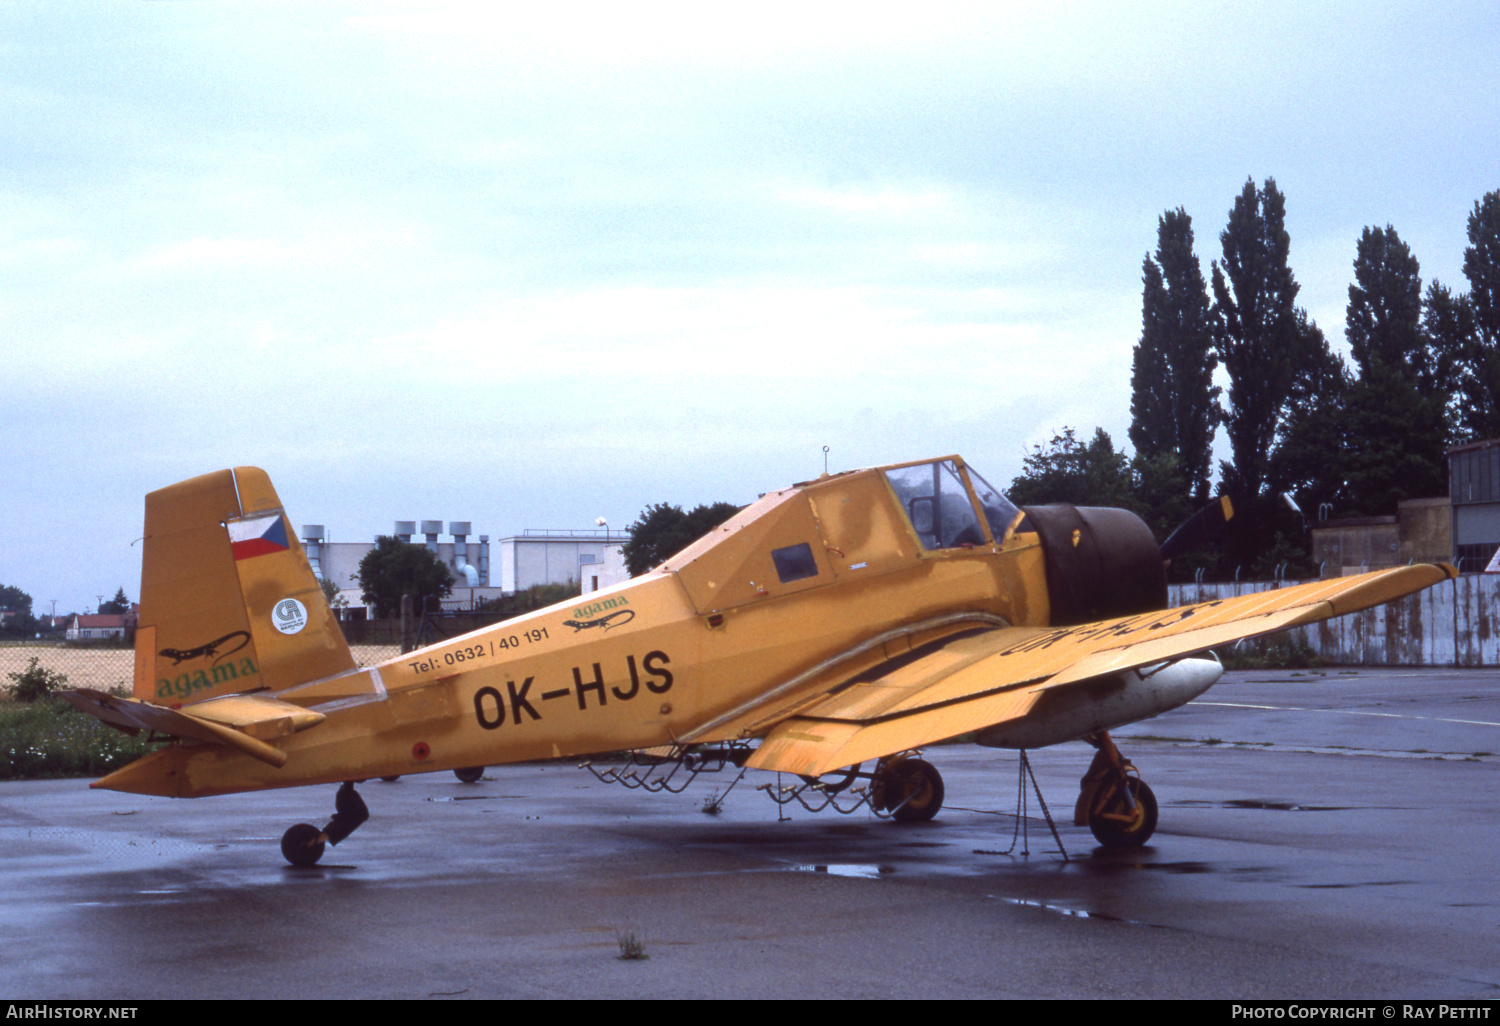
[2,2,1498,616]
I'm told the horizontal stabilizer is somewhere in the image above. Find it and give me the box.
[58,688,325,768]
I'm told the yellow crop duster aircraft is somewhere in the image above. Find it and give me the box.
[61,458,1453,866]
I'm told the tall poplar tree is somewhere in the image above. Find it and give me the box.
[1130,208,1219,505]
[1339,225,1452,514]
[1458,189,1500,440]
[1426,282,1481,440]
[1210,178,1335,569]
[1211,179,1303,507]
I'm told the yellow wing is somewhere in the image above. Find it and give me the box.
[741,563,1456,776]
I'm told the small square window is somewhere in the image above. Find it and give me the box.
[771,542,819,583]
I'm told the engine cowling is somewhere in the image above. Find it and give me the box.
[1018,504,1167,626]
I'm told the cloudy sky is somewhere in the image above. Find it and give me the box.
[2,2,1497,615]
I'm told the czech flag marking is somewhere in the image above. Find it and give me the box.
[228,513,290,561]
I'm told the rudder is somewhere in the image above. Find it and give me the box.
[136,467,355,705]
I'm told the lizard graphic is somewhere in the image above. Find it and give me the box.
[159,630,252,666]
[561,609,636,632]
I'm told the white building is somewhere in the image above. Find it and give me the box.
[301,521,630,610]
[492,530,627,595]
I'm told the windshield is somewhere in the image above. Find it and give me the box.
[964,466,1022,539]
[885,460,987,550]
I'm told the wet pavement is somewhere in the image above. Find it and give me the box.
[2,667,1497,999]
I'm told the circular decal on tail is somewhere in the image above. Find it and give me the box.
[273,598,308,635]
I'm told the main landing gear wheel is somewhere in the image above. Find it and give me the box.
[281,823,326,867]
[1088,777,1158,848]
[454,766,485,783]
[873,757,945,822]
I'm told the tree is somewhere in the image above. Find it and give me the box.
[98,588,130,615]
[1210,178,1335,570]
[356,537,455,618]
[1346,225,1427,377]
[1130,208,1219,505]
[622,501,742,577]
[318,575,348,615]
[1424,282,1479,439]
[1337,225,1453,514]
[1458,189,1500,440]
[1008,428,1196,558]
[1008,427,1137,511]
[1265,323,1351,520]
[1,584,36,638]
[1212,179,1312,502]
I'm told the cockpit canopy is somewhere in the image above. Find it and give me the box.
[883,458,1019,549]
[660,454,1024,615]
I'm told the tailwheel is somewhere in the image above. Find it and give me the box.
[281,823,326,867]
[454,766,485,783]
[873,757,945,822]
[281,781,369,866]
[1088,777,1158,848]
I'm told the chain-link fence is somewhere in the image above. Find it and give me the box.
[0,641,422,696]
[1,643,134,695]
[0,609,525,697]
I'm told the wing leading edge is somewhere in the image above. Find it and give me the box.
[746,563,1456,776]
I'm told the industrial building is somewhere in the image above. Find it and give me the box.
[302,520,628,614]
[493,529,625,595]
[1448,438,1500,572]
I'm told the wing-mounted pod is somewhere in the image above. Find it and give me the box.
[1018,504,1167,626]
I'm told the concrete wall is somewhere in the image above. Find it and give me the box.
[1170,574,1500,666]
[1398,497,1453,564]
[1310,518,1399,575]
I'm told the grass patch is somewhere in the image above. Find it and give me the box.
[1218,636,1323,670]
[615,929,649,961]
[0,697,155,779]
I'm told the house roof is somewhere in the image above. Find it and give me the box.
[71,614,130,629]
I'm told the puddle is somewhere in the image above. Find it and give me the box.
[991,896,1137,924]
[1173,799,1350,812]
[1223,800,1350,812]
[785,863,893,879]
[424,795,526,803]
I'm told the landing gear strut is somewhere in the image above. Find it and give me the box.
[1075,732,1158,847]
[281,781,370,867]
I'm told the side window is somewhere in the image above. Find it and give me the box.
[884,461,985,550]
[771,542,819,583]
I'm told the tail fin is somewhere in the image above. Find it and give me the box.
[135,467,355,706]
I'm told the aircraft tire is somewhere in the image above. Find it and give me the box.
[1088,778,1158,847]
[281,823,326,867]
[454,766,485,783]
[880,758,945,823]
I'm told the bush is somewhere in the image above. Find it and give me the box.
[7,657,67,702]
